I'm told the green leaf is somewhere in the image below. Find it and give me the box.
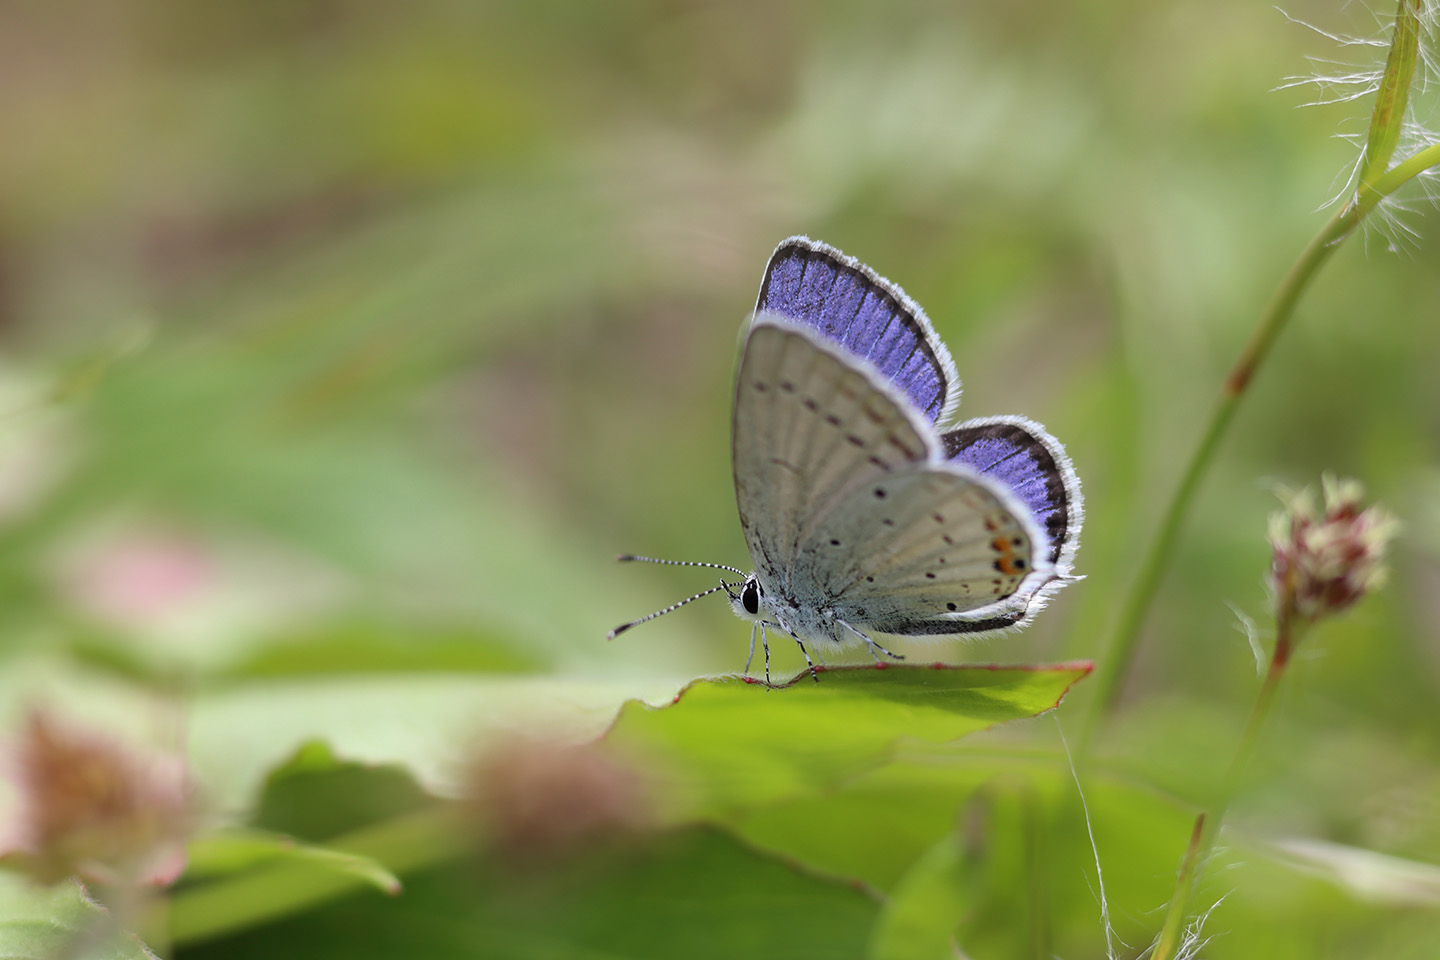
[606,661,1091,819]
[250,740,433,842]
[1359,0,1423,189]
[0,874,158,960]
[176,827,880,960]
[183,831,401,895]
[868,831,974,960]
[169,808,455,947]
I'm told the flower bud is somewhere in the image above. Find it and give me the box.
[462,738,651,864]
[1,710,191,886]
[1268,475,1398,626]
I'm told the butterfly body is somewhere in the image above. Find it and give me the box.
[613,237,1082,678]
[731,314,1057,653]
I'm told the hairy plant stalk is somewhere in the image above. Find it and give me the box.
[1084,0,1436,739]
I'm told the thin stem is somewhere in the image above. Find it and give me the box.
[1148,615,1302,960]
[1367,140,1440,199]
[1150,814,1206,960]
[1081,204,1352,743]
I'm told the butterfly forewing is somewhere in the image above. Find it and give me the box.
[733,318,932,591]
[757,237,960,424]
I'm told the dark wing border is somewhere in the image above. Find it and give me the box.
[754,236,961,425]
[941,414,1084,576]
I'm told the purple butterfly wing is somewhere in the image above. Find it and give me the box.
[755,237,959,424]
[941,415,1083,573]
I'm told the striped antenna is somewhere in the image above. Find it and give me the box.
[608,581,733,639]
[617,554,746,577]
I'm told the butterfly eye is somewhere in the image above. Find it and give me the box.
[741,580,760,615]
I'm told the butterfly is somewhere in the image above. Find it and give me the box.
[611,236,1083,681]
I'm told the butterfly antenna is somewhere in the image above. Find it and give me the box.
[616,554,747,577]
[608,581,733,640]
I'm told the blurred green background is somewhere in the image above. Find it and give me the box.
[2,0,1439,956]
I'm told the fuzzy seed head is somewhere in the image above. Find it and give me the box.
[1268,475,1398,625]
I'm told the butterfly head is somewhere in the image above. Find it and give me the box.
[722,573,766,622]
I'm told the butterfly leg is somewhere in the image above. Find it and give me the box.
[780,628,820,683]
[745,623,757,676]
[839,620,906,664]
[760,623,772,685]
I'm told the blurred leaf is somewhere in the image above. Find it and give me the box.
[606,661,1091,819]
[177,826,879,960]
[183,831,400,895]
[188,674,684,809]
[0,874,157,960]
[1262,836,1440,907]
[221,624,541,679]
[169,808,453,947]
[868,831,973,960]
[251,740,433,842]
[731,752,1197,956]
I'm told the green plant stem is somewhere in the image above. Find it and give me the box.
[1082,140,1440,746]
[1149,616,1303,960]
[1081,204,1351,743]
[1082,129,1440,744]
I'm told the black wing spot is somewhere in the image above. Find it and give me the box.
[846,434,865,447]
[925,572,936,579]
[753,380,768,392]
[830,539,841,546]
[855,607,865,616]
[946,602,957,611]
[942,534,954,545]
[780,381,796,393]
[1012,537,1023,547]
[933,513,945,524]
[882,518,895,527]
[825,414,842,426]
[1015,559,1027,569]
[874,488,887,499]
[866,576,874,582]
[803,397,818,411]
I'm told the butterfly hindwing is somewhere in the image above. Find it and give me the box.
[756,237,960,425]
[792,460,1054,637]
[942,416,1084,572]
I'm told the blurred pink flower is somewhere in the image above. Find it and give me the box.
[464,738,652,863]
[65,529,215,628]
